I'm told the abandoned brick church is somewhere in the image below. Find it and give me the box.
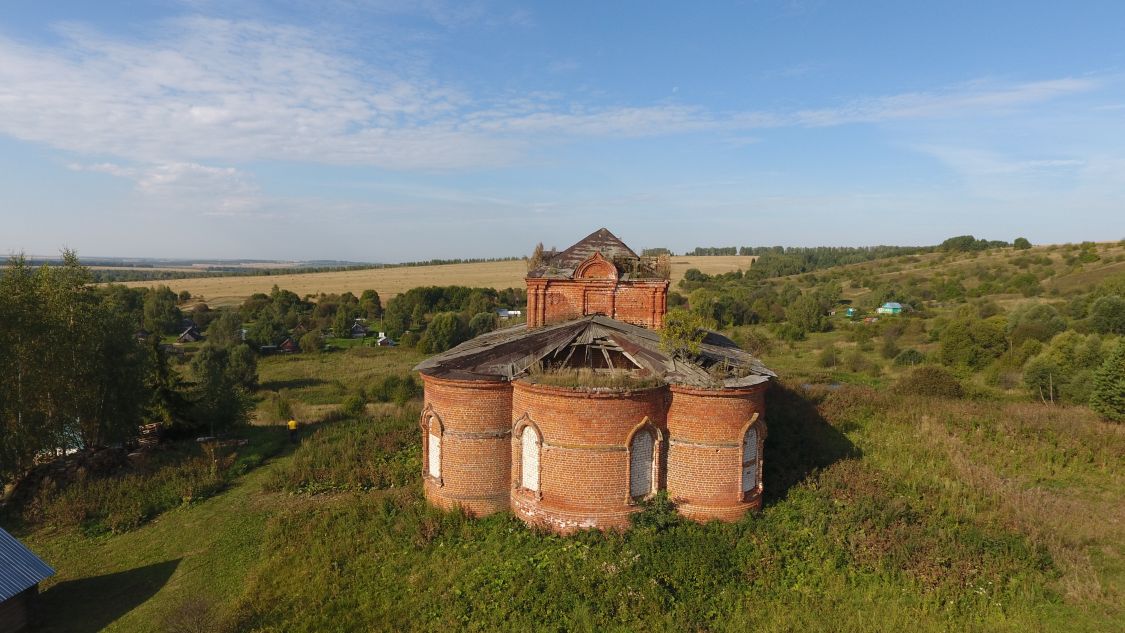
[415,228,775,533]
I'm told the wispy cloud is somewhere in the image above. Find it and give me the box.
[0,17,1105,182]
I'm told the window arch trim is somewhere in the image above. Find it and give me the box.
[512,414,543,498]
[420,406,444,486]
[625,417,663,503]
[739,412,765,502]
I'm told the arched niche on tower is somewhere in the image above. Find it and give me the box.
[574,252,619,280]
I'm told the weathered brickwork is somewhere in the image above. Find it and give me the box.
[420,376,768,533]
[420,375,513,516]
[667,384,767,521]
[526,277,669,329]
[510,382,668,533]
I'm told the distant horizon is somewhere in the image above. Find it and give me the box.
[9,235,1121,267]
[3,2,1125,260]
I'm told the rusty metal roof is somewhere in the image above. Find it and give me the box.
[0,528,54,602]
[528,228,641,279]
[414,315,775,388]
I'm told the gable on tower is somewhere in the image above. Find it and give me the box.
[525,228,669,329]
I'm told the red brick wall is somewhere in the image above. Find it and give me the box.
[666,384,767,522]
[419,375,770,532]
[420,375,513,516]
[510,381,669,533]
[526,278,669,329]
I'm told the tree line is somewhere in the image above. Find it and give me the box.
[0,254,256,483]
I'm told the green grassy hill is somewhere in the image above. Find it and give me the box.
[6,242,1124,632]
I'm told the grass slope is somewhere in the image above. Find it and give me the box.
[24,449,289,632]
[16,381,1121,632]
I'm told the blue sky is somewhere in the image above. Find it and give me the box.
[1,1,1123,262]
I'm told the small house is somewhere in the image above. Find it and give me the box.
[496,309,523,320]
[350,321,369,339]
[375,332,396,347]
[278,337,299,354]
[0,528,54,633]
[845,307,857,318]
[876,302,904,315]
[134,328,151,342]
[176,326,204,343]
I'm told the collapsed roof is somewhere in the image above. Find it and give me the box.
[414,315,775,389]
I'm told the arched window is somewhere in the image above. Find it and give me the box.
[427,422,441,479]
[629,428,655,499]
[741,425,760,495]
[520,425,540,491]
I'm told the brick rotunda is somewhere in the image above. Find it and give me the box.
[415,228,775,534]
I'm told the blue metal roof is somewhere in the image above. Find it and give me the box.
[0,528,54,602]
[882,302,903,309]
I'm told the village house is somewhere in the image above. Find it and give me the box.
[415,228,775,534]
[876,301,905,315]
[350,320,369,339]
[175,325,204,344]
[277,336,299,354]
[0,528,54,633]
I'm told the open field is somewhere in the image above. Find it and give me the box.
[122,256,756,307]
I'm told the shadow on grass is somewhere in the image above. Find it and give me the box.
[259,377,327,391]
[38,559,181,633]
[763,382,860,505]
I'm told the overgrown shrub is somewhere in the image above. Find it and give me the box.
[816,345,839,368]
[369,374,421,405]
[263,414,419,494]
[1090,339,1125,421]
[340,395,367,418]
[843,349,878,375]
[894,366,964,398]
[893,349,925,366]
[18,431,285,533]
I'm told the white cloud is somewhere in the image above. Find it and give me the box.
[69,160,263,216]
[913,145,1085,177]
[0,17,1106,178]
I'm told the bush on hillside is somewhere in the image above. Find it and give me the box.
[368,374,421,405]
[299,331,324,353]
[894,366,964,399]
[816,345,839,368]
[843,349,880,376]
[893,349,925,366]
[1088,295,1125,335]
[340,395,367,418]
[1090,340,1125,422]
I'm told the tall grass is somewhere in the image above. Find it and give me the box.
[262,409,419,495]
[224,383,1124,632]
[16,427,288,534]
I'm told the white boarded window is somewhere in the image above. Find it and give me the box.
[521,426,540,491]
[629,429,655,498]
[742,426,760,493]
[428,430,441,479]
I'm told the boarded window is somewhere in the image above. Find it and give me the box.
[741,426,759,493]
[428,430,441,479]
[629,429,655,498]
[521,426,540,491]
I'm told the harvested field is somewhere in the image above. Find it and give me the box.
[122,256,756,306]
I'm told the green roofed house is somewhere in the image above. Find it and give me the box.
[876,302,904,315]
[0,528,55,633]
